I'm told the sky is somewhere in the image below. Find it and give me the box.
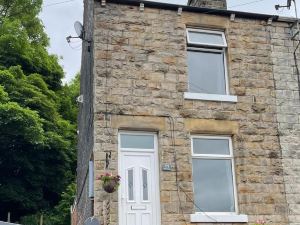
[39,0,298,83]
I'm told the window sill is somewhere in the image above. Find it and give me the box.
[190,214,248,223]
[184,92,237,102]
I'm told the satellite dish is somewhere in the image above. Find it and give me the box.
[74,21,84,38]
[84,217,100,225]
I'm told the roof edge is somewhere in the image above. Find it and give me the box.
[277,16,299,22]
[107,0,281,21]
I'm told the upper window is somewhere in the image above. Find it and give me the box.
[186,29,236,102]
[191,136,237,213]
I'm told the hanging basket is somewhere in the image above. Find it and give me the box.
[100,173,121,193]
[103,179,119,193]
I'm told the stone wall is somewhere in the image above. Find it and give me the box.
[271,22,300,225]
[89,2,296,225]
[188,0,227,9]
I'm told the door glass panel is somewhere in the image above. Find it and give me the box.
[128,169,134,201]
[120,134,154,149]
[193,138,230,155]
[142,169,149,201]
[192,159,235,212]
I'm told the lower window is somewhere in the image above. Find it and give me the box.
[191,136,236,213]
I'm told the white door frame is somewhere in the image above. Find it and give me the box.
[118,131,161,225]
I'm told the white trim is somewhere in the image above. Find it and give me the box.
[184,92,237,102]
[120,148,155,152]
[191,135,232,158]
[187,47,224,53]
[118,131,161,225]
[119,130,157,135]
[88,161,94,198]
[229,137,239,215]
[186,28,227,47]
[190,214,248,223]
[191,136,239,215]
[223,48,230,95]
[186,28,233,98]
[119,131,156,151]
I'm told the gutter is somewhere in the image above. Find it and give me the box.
[107,0,299,23]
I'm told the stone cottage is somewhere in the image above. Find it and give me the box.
[75,0,300,224]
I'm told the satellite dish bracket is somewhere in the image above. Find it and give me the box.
[66,21,92,44]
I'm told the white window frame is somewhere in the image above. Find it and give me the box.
[190,135,247,223]
[118,131,157,153]
[186,28,227,48]
[185,28,237,103]
[88,160,94,198]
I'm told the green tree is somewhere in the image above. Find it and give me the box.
[58,73,80,124]
[20,183,76,225]
[0,0,64,89]
[49,183,76,225]
[0,67,77,222]
[0,0,47,45]
[0,1,80,223]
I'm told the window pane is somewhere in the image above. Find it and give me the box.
[192,159,235,212]
[193,138,230,155]
[120,134,154,149]
[128,169,134,201]
[142,169,149,201]
[187,50,226,95]
[188,31,225,46]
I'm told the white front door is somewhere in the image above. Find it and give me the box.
[119,132,160,225]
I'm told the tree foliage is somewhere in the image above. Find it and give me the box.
[58,73,80,123]
[0,67,78,222]
[0,0,47,45]
[0,0,64,89]
[0,1,80,223]
[20,183,76,225]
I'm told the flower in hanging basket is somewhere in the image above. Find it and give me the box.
[100,173,121,193]
[254,219,267,225]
